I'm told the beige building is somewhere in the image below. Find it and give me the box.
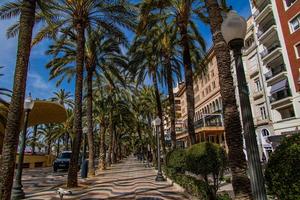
[173,49,225,148]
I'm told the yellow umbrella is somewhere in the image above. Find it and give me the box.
[0,100,68,133]
[25,100,68,127]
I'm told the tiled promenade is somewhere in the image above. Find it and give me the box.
[23,156,189,199]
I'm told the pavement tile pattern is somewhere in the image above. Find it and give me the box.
[23,156,189,200]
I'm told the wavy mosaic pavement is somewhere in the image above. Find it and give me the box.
[24,156,189,200]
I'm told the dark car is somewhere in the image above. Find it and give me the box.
[53,151,72,172]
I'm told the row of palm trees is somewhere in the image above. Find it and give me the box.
[0,0,253,199]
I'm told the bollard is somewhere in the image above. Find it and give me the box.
[81,159,88,178]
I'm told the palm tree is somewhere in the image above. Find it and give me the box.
[51,89,74,108]
[40,0,135,186]
[138,0,206,145]
[129,36,167,156]
[138,20,182,149]
[203,0,252,198]
[0,1,50,197]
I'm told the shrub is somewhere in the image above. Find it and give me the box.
[216,194,232,200]
[186,142,227,198]
[166,149,186,173]
[265,134,300,200]
[173,173,210,200]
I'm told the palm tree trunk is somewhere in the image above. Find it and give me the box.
[0,1,36,198]
[32,125,38,154]
[86,68,95,177]
[64,133,69,150]
[98,124,106,170]
[57,139,60,157]
[178,1,196,145]
[47,139,51,155]
[67,21,85,188]
[152,73,166,156]
[165,57,177,149]
[205,0,252,199]
[107,111,113,167]
[112,125,117,164]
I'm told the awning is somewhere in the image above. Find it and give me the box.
[270,79,288,94]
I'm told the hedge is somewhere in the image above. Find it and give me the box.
[265,134,300,200]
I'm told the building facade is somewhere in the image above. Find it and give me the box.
[248,0,300,151]
[242,16,274,160]
[173,49,225,149]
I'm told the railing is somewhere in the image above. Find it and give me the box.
[257,20,276,38]
[260,43,281,59]
[253,0,271,17]
[264,64,286,80]
[269,89,292,103]
[177,114,223,134]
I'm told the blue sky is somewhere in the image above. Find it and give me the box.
[0,0,251,100]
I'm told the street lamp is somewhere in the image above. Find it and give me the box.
[221,11,267,200]
[12,94,35,199]
[81,127,88,178]
[152,117,165,182]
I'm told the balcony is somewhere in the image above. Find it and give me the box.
[255,117,270,126]
[270,89,292,108]
[260,43,282,64]
[253,90,264,100]
[253,0,271,12]
[254,3,272,24]
[257,21,277,44]
[265,65,287,85]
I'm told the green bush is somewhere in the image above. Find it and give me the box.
[173,173,210,200]
[216,194,232,200]
[186,142,227,198]
[166,149,187,173]
[265,134,300,200]
[186,142,227,179]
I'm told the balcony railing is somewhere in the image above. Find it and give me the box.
[260,43,281,59]
[269,89,292,103]
[253,0,271,17]
[265,64,286,80]
[257,20,276,38]
[179,114,223,134]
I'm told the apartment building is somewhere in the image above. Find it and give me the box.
[243,16,274,160]
[174,49,225,148]
[249,0,300,147]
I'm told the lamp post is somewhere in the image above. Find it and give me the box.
[81,127,88,178]
[12,94,34,199]
[221,11,267,200]
[152,117,165,182]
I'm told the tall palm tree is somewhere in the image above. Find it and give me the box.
[0,1,50,197]
[47,30,128,176]
[129,36,167,155]
[203,0,252,198]
[40,0,135,187]
[138,20,182,149]
[138,0,206,145]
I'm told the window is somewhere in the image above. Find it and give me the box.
[254,78,262,92]
[279,105,295,119]
[211,70,215,77]
[261,129,270,137]
[260,106,267,120]
[290,13,300,32]
[285,0,297,8]
[295,43,300,58]
[212,81,216,89]
[202,91,205,97]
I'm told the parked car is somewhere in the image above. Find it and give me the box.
[53,151,84,172]
[53,151,72,172]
